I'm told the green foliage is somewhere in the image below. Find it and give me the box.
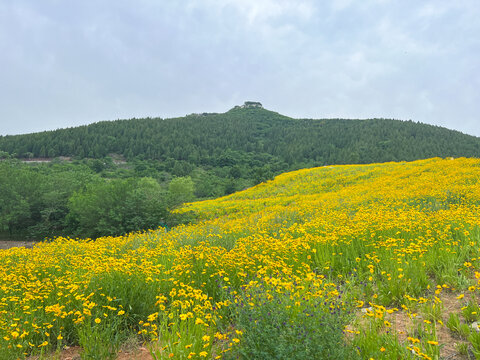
[67,177,169,238]
[446,312,463,338]
[167,176,194,208]
[1,107,479,168]
[456,342,470,357]
[470,330,480,359]
[0,160,95,238]
[0,160,188,240]
[87,271,160,328]
[67,179,132,237]
[351,329,414,360]
[225,286,359,360]
[77,315,127,360]
[422,301,443,323]
[463,298,480,323]
[0,150,10,159]
[448,313,474,342]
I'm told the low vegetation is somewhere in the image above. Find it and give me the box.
[2,157,480,359]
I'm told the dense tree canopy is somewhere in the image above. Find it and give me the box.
[0,161,193,240]
[1,105,479,240]
[1,106,479,167]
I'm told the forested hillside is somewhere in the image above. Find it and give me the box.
[1,104,479,167]
[1,103,479,240]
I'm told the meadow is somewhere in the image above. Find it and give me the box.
[2,157,480,359]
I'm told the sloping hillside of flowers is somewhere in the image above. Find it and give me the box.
[2,157,480,359]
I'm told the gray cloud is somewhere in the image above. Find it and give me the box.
[0,0,479,137]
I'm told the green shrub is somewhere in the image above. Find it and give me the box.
[224,286,359,360]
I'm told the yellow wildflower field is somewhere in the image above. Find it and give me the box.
[2,157,480,359]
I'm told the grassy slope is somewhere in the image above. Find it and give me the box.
[2,157,480,359]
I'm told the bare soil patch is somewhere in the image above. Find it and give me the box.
[349,291,475,359]
[27,345,153,360]
[0,240,37,250]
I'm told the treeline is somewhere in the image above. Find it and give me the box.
[0,160,197,240]
[1,106,479,168]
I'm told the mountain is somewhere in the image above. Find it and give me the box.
[1,102,479,170]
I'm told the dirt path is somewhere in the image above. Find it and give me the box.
[27,345,153,360]
[0,240,37,250]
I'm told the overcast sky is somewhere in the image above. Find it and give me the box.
[0,0,479,137]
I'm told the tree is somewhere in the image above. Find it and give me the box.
[67,179,132,238]
[167,176,194,208]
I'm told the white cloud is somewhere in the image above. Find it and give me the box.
[192,0,315,24]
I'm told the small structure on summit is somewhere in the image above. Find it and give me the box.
[234,101,263,109]
[242,101,263,108]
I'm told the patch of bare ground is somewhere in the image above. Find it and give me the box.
[27,344,153,360]
[116,345,152,360]
[0,240,37,250]
[349,291,476,359]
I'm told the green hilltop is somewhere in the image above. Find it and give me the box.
[1,102,479,169]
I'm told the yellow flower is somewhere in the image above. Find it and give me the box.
[147,313,158,322]
[457,294,465,300]
[199,351,208,357]
[118,310,125,315]
[407,337,420,344]
[95,318,101,324]
[427,340,438,345]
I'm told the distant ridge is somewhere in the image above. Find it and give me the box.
[0,103,479,168]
